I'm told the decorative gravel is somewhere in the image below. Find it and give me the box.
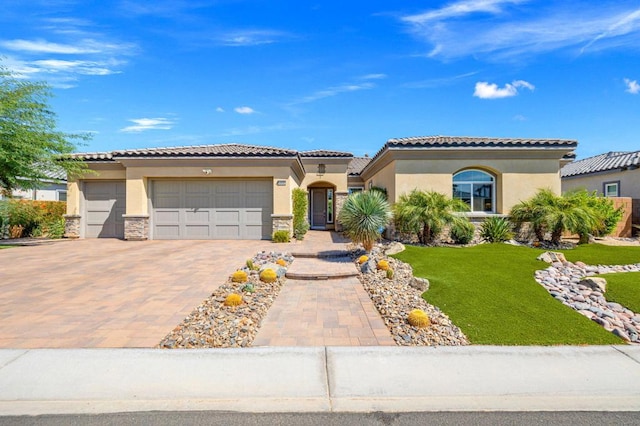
[157,252,292,349]
[535,260,640,343]
[356,245,469,346]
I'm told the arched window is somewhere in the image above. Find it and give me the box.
[453,170,495,213]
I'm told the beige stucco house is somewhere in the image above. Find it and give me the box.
[64,136,576,240]
[561,150,640,225]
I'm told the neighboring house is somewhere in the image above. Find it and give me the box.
[561,150,640,225]
[64,136,576,240]
[0,169,67,202]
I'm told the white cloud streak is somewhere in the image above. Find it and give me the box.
[624,78,640,94]
[218,30,289,47]
[120,118,175,133]
[291,81,376,105]
[473,80,534,99]
[400,1,640,60]
[234,106,256,114]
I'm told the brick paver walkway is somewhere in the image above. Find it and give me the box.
[254,232,395,346]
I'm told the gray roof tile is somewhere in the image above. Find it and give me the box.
[113,143,298,158]
[561,151,640,177]
[387,135,578,148]
[347,157,371,175]
[299,150,353,158]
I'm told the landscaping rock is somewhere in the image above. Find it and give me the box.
[537,251,567,264]
[355,244,469,347]
[580,277,607,293]
[410,277,430,293]
[533,260,640,343]
[384,242,406,256]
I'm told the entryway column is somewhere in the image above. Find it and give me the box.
[334,191,348,232]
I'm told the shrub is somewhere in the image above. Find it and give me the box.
[338,190,392,252]
[231,270,248,283]
[377,259,389,271]
[386,268,394,280]
[2,200,66,238]
[479,216,514,243]
[260,268,278,283]
[224,293,243,307]
[358,255,369,264]
[450,219,475,244]
[393,190,469,244]
[292,188,309,240]
[408,309,430,328]
[272,230,291,243]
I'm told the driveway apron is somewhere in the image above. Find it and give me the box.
[0,239,276,348]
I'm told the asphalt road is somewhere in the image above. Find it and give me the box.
[1,411,639,426]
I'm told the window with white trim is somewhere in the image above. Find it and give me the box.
[57,190,67,202]
[604,182,619,197]
[326,189,334,223]
[453,170,495,213]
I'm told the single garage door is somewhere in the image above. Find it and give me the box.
[152,180,273,240]
[84,181,126,238]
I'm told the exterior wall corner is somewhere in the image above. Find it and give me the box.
[123,214,149,240]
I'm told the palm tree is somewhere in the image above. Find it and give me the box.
[511,189,597,244]
[338,190,392,252]
[393,190,469,244]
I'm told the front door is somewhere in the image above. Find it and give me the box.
[311,189,326,229]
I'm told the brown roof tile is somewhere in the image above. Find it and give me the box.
[347,157,371,175]
[299,150,353,158]
[112,143,298,158]
[387,135,578,148]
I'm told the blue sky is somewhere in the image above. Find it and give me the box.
[1,0,639,159]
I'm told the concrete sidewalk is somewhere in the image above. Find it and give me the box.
[1,346,639,415]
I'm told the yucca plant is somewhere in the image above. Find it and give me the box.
[479,216,513,243]
[338,190,391,252]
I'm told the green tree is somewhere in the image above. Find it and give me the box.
[338,190,391,252]
[393,190,469,244]
[510,189,599,245]
[0,66,88,194]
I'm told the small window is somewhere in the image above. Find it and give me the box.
[348,187,364,194]
[604,182,619,197]
[453,169,495,213]
[326,189,334,223]
[57,190,67,202]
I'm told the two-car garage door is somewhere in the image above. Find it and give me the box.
[152,180,272,240]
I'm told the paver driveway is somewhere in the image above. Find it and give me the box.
[0,239,278,348]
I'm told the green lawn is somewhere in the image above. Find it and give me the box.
[562,244,640,265]
[601,272,640,313]
[392,244,634,345]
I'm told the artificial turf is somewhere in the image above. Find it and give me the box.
[600,272,640,314]
[393,243,629,345]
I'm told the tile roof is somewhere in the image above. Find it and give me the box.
[347,157,371,175]
[561,151,640,177]
[73,143,299,160]
[299,150,353,158]
[113,143,299,158]
[387,135,578,148]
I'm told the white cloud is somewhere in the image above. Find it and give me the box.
[120,118,175,133]
[624,78,640,94]
[218,30,288,47]
[361,73,387,80]
[1,39,99,54]
[403,0,525,24]
[216,107,225,112]
[473,80,534,99]
[400,2,640,60]
[234,106,256,114]
[291,82,375,105]
[513,114,527,121]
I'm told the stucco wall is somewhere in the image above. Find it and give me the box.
[299,159,349,192]
[562,169,640,199]
[374,158,562,213]
[365,160,397,202]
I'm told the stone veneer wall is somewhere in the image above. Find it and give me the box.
[123,215,149,240]
[63,214,81,238]
[334,191,348,232]
[271,214,293,237]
